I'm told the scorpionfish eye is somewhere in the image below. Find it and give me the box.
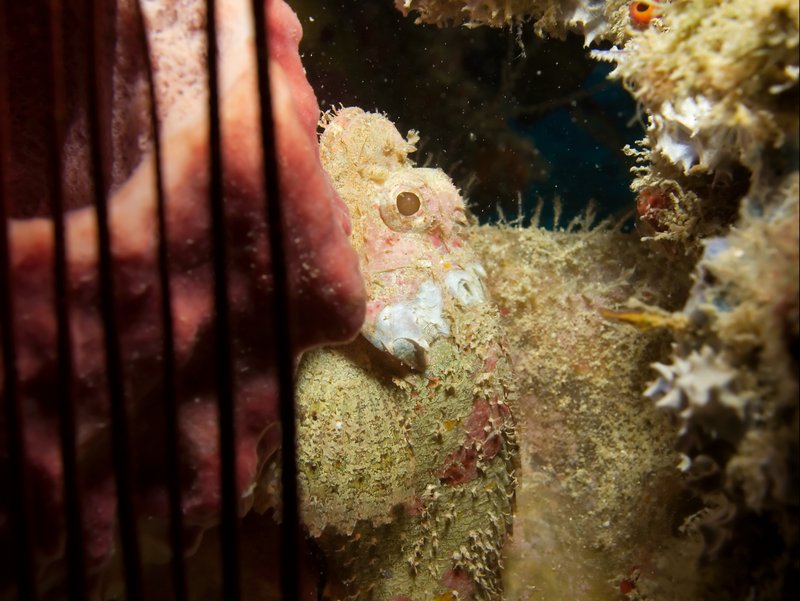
[378,172,432,233]
[380,185,426,232]
[629,0,659,29]
[396,191,421,216]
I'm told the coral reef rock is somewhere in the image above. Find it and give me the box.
[600,0,799,246]
[469,213,702,600]
[395,0,634,46]
[644,172,799,598]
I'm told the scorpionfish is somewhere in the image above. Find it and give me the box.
[265,108,518,600]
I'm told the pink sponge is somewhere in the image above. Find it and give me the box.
[0,0,365,586]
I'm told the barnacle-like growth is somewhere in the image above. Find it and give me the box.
[396,0,633,46]
[640,172,799,593]
[646,346,748,465]
[628,0,661,30]
[601,0,799,245]
[607,0,799,164]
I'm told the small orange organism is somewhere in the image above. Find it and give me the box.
[629,0,662,29]
[636,187,671,232]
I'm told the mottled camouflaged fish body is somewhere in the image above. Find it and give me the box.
[284,108,518,600]
[320,107,489,371]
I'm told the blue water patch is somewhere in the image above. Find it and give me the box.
[508,62,643,229]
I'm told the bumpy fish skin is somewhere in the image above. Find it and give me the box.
[286,108,518,599]
[321,107,482,371]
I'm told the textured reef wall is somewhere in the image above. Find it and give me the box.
[599,0,799,248]
[468,217,696,600]
[396,0,632,45]
[389,1,800,599]
[601,2,799,598]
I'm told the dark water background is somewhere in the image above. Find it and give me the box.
[292,0,644,227]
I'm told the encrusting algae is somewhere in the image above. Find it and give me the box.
[468,211,698,600]
[258,108,519,599]
[389,1,798,598]
[395,0,635,46]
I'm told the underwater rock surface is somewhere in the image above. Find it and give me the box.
[389,0,799,599]
[469,214,696,600]
[396,0,633,46]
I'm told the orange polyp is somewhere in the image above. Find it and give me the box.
[629,1,659,28]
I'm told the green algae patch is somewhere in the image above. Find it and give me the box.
[468,219,697,600]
